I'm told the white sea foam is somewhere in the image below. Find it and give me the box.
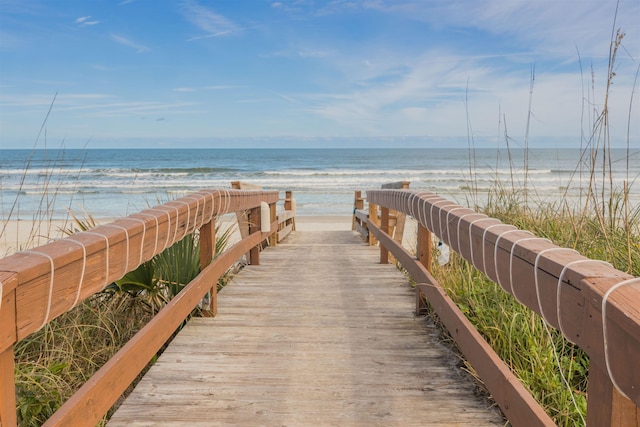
[1,148,638,218]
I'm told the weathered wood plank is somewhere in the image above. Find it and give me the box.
[366,189,640,410]
[108,230,504,426]
[0,190,280,345]
[0,346,17,427]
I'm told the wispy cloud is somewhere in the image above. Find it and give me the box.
[182,0,241,40]
[75,16,100,26]
[357,0,639,58]
[273,92,298,104]
[0,93,115,108]
[110,33,149,53]
[270,1,308,14]
[300,48,548,136]
[1,92,198,118]
[273,0,639,59]
[173,85,238,92]
[81,101,199,117]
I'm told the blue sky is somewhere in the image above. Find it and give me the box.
[0,0,639,149]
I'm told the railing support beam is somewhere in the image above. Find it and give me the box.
[380,207,390,264]
[368,202,379,246]
[285,191,296,231]
[418,223,432,273]
[0,346,16,427]
[199,220,217,316]
[587,363,640,426]
[352,190,364,231]
[248,206,261,265]
[269,202,278,247]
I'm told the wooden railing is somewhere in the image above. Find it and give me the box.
[231,181,295,244]
[353,181,409,246]
[0,188,296,426]
[361,189,640,426]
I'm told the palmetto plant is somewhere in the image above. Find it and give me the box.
[65,214,236,315]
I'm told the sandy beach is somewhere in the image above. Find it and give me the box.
[0,219,72,258]
[0,214,418,259]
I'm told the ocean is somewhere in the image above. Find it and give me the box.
[1,148,638,220]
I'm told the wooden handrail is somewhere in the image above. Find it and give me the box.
[368,217,554,426]
[353,182,410,244]
[366,189,640,425]
[0,188,294,426]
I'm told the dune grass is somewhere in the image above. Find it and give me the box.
[430,186,639,425]
[14,296,152,426]
[426,27,639,425]
[11,217,236,426]
[2,157,236,426]
[428,30,638,423]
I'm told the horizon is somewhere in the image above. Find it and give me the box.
[1,1,639,150]
[1,145,638,155]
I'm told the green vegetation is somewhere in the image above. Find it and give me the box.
[428,194,634,426]
[14,296,151,426]
[430,187,639,425]
[428,29,638,426]
[13,214,235,426]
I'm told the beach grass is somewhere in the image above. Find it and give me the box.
[428,30,638,424]
[14,297,153,426]
[11,217,235,426]
[429,184,639,425]
[423,28,639,425]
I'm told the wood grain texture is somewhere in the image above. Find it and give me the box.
[43,231,264,427]
[366,189,640,407]
[0,190,280,346]
[108,230,504,426]
[370,223,555,426]
[0,346,17,427]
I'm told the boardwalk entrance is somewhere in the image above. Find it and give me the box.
[108,228,503,426]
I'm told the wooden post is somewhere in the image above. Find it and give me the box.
[380,207,390,264]
[393,181,410,246]
[368,202,379,246]
[418,223,432,272]
[0,347,17,427]
[248,206,260,265]
[269,202,277,247]
[284,191,296,231]
[199,220,217,316]
[0,272,17,427]
[352,191,363,230]
[231,181,250,240]
[416,224,433,316]
[284,191,292,211]
[587,363,640,426]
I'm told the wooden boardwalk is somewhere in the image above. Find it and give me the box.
[108,229,504,426]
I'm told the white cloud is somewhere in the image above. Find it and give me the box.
[0,93,115,108]
[299,41,638,141]
[182,0,241,40]
[78,101,198,117]
[75,16,100,26]
[258,0,638,140]
[273,92,297,104]
[110,33,149,53]
[368,0,639,59]
[402,107,428,121]
[173,85,238,92]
